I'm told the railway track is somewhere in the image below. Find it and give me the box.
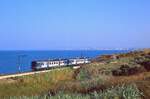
[0,66,80,80]
[0,69,57,80]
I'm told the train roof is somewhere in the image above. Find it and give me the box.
[32,59,67,62]
[32,57,90,62]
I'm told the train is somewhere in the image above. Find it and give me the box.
[31,58,91,71]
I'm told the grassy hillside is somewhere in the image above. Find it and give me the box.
[0,49,150,99]
[0,68,75,97]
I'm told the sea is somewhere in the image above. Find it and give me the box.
[0,50,130,74]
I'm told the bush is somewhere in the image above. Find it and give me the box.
[90,83,142,99]
[112,64,145,76]
[139,61,150,71]
[8,84,142,99]
[76,69,91,81]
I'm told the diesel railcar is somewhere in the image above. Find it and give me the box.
[31,58,90,71]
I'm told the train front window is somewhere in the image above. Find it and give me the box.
[37,63,44,66]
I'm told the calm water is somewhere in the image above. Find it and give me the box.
[0,50,129,74]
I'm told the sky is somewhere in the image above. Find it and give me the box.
[0,0,150,50]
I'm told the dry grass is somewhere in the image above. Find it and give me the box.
[135,78,150,99]
[0,49,150,98]
[0,68,75,97]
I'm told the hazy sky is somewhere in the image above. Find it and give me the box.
[0,0,150,50]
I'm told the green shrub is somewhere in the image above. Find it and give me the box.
[90,83,143,99]
[7,84,142,99]
[76,69,91,81]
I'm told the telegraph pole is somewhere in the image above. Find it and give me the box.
[17,54,27,73]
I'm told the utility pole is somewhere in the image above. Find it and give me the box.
[80,52,84,58]
[17,54,27,73]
